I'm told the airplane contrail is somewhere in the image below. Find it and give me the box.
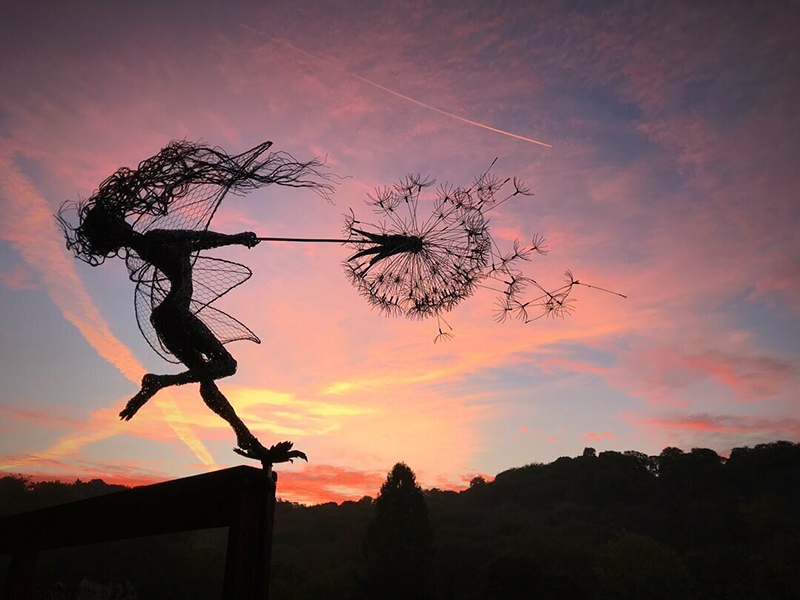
[241,24,552,148]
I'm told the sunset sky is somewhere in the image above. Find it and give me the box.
[1,1,797,504]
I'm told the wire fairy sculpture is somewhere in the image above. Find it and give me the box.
[58,140,334,465]
[58,140,623,466]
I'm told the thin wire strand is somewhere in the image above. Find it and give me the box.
[257,237,349,243]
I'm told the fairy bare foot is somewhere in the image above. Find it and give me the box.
[233,440,308,466]
[119,374,164,421]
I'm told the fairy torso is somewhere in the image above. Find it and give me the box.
[130,230,194,310]
[125,229,259,363]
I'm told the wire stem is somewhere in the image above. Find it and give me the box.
[257,236,350,243]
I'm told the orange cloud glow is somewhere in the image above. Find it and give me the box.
[276,464,385,505]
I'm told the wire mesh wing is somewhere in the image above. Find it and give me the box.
[124,141,333,236]
[189,256,254,312]
[190,257,260,347]
[132,256,259,363]
[133,263,176,362]
[192,304,261,349]
[132,181,228,235]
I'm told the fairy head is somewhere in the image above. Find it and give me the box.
[57,196,134,266]
[56,155,173,266]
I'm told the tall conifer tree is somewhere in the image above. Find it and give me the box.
[364,463,433,599]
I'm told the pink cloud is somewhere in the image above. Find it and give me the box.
[624,412,800,452]
[536,357,613,376]
[535,429,559,444]
[749,259,800,310]
[0,265,38,291]
[642,414,800,437]
[0,158,143,382]
[0,406,83,430]
[682,351,793,402]
[612,346,795,406]
[581,432,617,444]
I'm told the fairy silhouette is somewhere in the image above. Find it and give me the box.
[57,142,625,464]
[57,140,333,465]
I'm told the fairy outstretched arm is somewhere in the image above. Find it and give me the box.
[145,229,259,251]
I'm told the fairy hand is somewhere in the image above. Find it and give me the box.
[238,232,259,248]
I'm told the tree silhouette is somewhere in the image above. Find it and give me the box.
[363,463,433,599]
[594,532,693,600]
[469,475,488,488]
[3,442,799,598]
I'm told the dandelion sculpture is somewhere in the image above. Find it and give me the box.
[338,163,625,341]
[58,141,623,466]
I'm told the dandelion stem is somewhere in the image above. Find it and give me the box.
[257,236,350,243]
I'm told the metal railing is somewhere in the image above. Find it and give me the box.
[0,465,277,600]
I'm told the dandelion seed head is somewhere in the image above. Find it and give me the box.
[342,163,624,337]
[343,173,493,320]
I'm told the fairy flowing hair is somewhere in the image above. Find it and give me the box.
[56,140,335,266]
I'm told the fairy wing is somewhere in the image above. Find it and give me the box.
[132,181,229,236]
[190,256,261,347]
[191,303,261,347]
[190,255,253,312]
[133,264,177,363]
[128,141,289,236]
[130,255,259,363]
[99,139,332,242]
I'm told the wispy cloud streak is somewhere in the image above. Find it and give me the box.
[240,24,552,148]
[0,156,216,469]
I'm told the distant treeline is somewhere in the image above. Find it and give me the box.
[1,441,799,599]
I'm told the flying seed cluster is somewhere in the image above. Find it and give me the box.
[343,166,591,341]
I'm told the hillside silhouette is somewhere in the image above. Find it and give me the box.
[1,441,798,599]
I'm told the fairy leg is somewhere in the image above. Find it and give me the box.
[118,374,167,421]
[119,359,236,420]
[197,380,263,453]
[153,331,265,453]
[121,307,306,464]
[198,381,306,464]
[119,307,237,420]
[121,318,265,447]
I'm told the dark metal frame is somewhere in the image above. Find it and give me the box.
[0,466,277,600]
